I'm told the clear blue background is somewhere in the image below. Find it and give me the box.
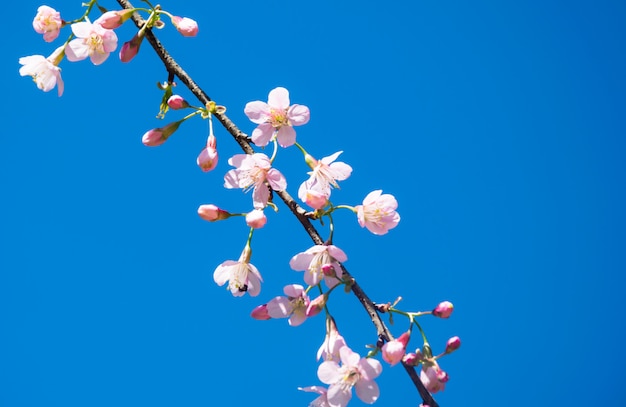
[2,0,625,406]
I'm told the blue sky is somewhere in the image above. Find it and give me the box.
[2,0,626,406]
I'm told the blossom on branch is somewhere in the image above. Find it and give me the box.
[18,46,64,96]
[65,19,118,65]
[266,284,310,326]
[197,134,218,172]
[317,346,382,407]
[289,244,347,288]
[32,5,62,42]
[224,153,286,209]
[298,152,352,208]
[354,190,400,235]
[317,317,347,362]
[244,87,310,147]
[213,244,263,297]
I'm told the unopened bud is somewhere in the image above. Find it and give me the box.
[172,16,199,37]
[119,30,145,63]
[306,294,327,317]
[432,301,454,318]
[250,304,271,320]
[445,336,461,353]
[167,95,190,110]
[197,204,231,221]
[245,209,267,229]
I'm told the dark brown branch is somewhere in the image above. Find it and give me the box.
[115,1,439,405]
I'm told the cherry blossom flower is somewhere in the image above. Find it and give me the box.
[381,331,410,366]
[245,209,267,229]
[171,16,199,37]
[266,284,310,326]
[65,19,118,65]
[197,134,218,172]
[289,244,347,288]
[317,346,382,407]
[224,153,286,209]
[18,46,64,96]
[301,152,352,197]
[317,317,347,362]
[420,362,448,393]
[33,5,62,42]
[298,386,331,407]
[432,301,454,318]
[354,190,400,235]
[213,244,263,297]
[244,87,310,147]
[298,185,330,210]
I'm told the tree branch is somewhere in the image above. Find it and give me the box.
[115,1,439,405]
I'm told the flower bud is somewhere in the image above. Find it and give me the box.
[445,336,461,353]
[96,9,135,29]
[197,134,218,172]
[197,204,231,221]
[250,304,271,320]
[167,95,190,110]
[119,30,145,63]
[432,301,454,318]
[306,294,327,317]
[402,352,420,366]
[141,120,181,147]
[245,209,267,229]
[172,16,199,37]
[321,263,336,278]
[381,331,410,366]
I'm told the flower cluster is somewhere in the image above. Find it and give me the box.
[19,3,198,95]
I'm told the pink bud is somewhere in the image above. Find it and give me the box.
[197,134,218,172]
[245,209,267,229]
[197,204,231,222]
[306,294,327,317]
[402,352,420,366]
[141,121,181,146]
[119,31,145,63]
[302,187,329,210]
[321,263,336,277]
[250,304,271,320]
[172,16,199,37]
[432,301,454,318]
[167,95,190,110]
[445,336,461,353]
[95,9,135,29]
[381,332,410,366]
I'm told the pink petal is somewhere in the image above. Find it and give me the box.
[251,123,274,147]
[359,358,383,380]
[327,245,348,262]
[223,169,241,189]
[288,104,310,126]
[283,284,304,297]
[317,361,341,385]
[289,252,313,271]
[266,168,287,191]
[327,384,352,407]
[70,21,92,37]
[252,184,270,209]
[246,268,262,297]
[65,41,89,61]
[90,52,109,66]
[267,297,293,318]
[267,87,290,109]
[354,379,380,404]
[244,101,270,124]
[329,162,353,181]
[276,125,296,147]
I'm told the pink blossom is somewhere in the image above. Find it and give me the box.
[95,9,135,29]
[141,121,181,146]
[298,386,330,407]
[172,16,199,37]
[317,346,382,407]
[244,87,310,147]
[18,46,64,96]
[167,95,190,110]
[317,317,347,362]
[432,301,454,319]
[266,284,310,326]
[119,31,145,63]
[445,336,461,353]
[197,204,231,222]
[355,190,400,235]
[32,5,62,42]
[381,331,410,366]
[65,19,118,65]
[420,362,448,393]
[197,134,218,172]
[245,209,267,229]
[250,304,271,320]
[290,244,347,288]
[213,245,263,297]
[224,153,286,209]
[300,152,352,198]
[297,184,330,210]
[402,352,420,366]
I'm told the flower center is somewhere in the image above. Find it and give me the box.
[87,33,105,54]
[268,108,288,128]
